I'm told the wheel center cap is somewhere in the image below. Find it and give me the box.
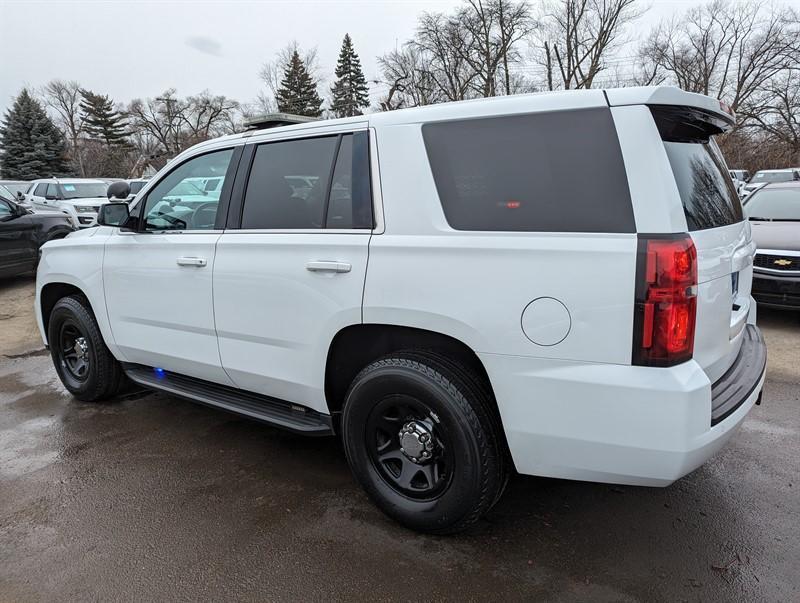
[399,421,434,463]
[73,337,88,361]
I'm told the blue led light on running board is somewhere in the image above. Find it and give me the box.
[154,367,165,379]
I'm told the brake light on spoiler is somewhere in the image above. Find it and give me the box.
[632,235,698,367]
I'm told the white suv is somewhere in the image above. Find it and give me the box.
[26,178,110,228]
[36,87,766,533]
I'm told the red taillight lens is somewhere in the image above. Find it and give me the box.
[633,235,697,366]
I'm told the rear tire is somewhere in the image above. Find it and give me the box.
[48,295,124,402]
[341,352,506,534]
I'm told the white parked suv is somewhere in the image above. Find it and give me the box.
[26,178,109,228]
[36,87,766,533]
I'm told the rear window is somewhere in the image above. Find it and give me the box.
[663,141,743,230]
[650,105,743,231]
[422,108,635,233]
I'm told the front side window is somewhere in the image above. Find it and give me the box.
[142,149,234,231]
[422,108,635,232]
[240,132,372,230]
[46,183,59,199]
[0,200,12,217]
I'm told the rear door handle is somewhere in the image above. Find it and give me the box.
[177,257,207,267]
[305,260,351,273]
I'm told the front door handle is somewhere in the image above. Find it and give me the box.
[305,260,351,273]
[177,256,207,267]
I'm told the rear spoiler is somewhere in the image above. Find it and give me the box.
[648,105,732,144]
[605,86,736,131]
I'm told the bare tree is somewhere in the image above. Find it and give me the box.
[639,1,799,113]
[180,91,240,141]
[126,90,184,156]
[456,0,535,96]
[41,79,86,176]
[536,0,643,90]
[413,12,478,102]
[743,71,800,166]
[126,89,237,161]
[377,46,445,110]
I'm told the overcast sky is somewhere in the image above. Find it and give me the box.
[1,0,797,117]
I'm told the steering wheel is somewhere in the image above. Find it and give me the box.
[190,202,218,229]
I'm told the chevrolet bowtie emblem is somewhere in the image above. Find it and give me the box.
[774,259,793,266]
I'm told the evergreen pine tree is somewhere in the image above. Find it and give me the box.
[330,34,370,118]
[0,89,70,179]
[276,51,324,117]
[80,90,128,146]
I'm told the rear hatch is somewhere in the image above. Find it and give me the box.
[651,105,754,383]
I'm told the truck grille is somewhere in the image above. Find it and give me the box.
[753,253,799,272]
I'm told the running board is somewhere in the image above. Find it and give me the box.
[123,365,334,436]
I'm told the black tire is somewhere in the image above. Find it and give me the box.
[341,352,507,534]
[401,349,512,508]
[48,295,124,402]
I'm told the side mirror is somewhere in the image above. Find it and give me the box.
[98,202,130,227]
[107,181,131,200]
[16,191,25,201]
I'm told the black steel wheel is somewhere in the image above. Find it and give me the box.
[48,295,124,402]
[58,321,91,382]
[342,352,506,534]
[365,394,453,500]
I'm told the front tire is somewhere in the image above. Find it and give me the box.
[341,353,506,534]
[48,295,124,402]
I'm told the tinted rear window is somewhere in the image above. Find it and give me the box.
[422,108,634,232]
[650,104,743,231]
[663,141,743,230]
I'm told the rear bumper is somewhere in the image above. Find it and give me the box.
[752,271,800,309]
[480,326,766,486]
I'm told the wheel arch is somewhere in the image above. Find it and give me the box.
[40,282,89,341]
[324,323,501,425]
[38,279,117,359]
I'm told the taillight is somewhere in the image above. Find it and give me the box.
[632,235,697,366]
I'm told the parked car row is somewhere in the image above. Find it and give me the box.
[729,167,800,198]
[0,186,75,278]
[0,177,151,229]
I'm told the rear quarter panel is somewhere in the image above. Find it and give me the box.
[364,121,637,363]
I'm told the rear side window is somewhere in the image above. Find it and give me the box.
[241,132,372,230]
[422,108,634,232]
[34,183,48,196]
[650,105,743,231]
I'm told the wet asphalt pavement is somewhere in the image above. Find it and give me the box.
[0,276,798,602]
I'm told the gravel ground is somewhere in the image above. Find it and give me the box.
[0,275,798,602]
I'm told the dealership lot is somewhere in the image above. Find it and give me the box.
[0,275,797,602]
